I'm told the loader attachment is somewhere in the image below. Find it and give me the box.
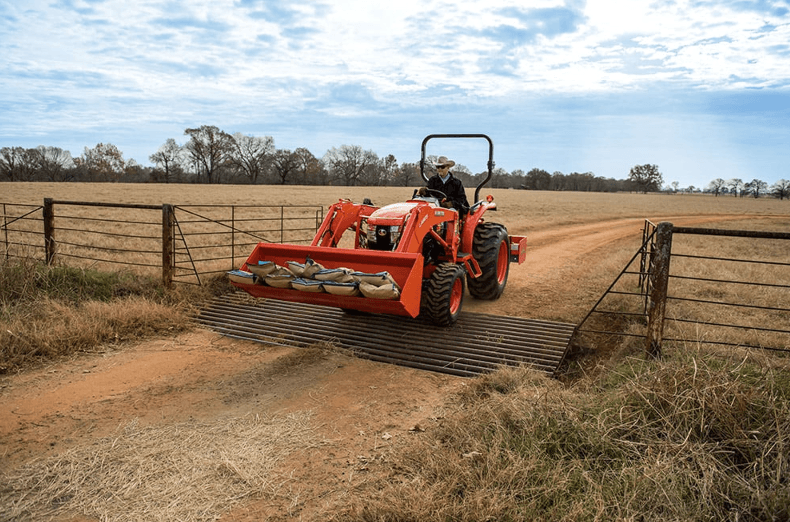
[232,243,425,318]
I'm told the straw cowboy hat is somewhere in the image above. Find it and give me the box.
[434,156,455,168]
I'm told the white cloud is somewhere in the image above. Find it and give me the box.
[1,0,789,186]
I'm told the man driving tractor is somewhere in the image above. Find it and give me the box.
[418,155,469,215]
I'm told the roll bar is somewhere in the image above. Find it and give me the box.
[419,133,495,204]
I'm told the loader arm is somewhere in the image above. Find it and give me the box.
[313,199,378,248]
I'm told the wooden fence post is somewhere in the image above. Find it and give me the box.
[43,198,56,265]
[646,221,673,358]
[2,203,8,260]
[162,204,174,287]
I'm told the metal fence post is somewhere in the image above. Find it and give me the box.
[162,204,174,287]
[43,198,56,265]
[646,221,673,358]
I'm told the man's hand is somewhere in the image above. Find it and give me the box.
[440,199,453,209]
[417,187,428,196]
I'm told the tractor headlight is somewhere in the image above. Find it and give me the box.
[367,222,377,243]
[389,225,401,246]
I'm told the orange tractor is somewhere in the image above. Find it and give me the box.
[229,134,526,325]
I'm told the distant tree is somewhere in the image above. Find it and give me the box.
[524,168,551,190]
[149,138,185,183]
[0,146,36,181]
[121,160,148,183]
[744,179,768,198]
[271,149,299,185]
[490,167,510,188]
[391,161,418,187]
[628,164,663,193]
[323,145,378,186]
[671,181,680,193]
[728,178,744,197]
[451,165,474,188]
[230,133,275,184]
[771,179,790,200]
[510,169,525,189]
[294,147,323,185]
[184,125,235,184]
[31,146,74,182]
[551,171,565,191]
[377,154,399,186]
[707,178,726,196]
[74,143,126,182]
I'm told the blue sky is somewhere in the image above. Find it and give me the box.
[1,0,789,188]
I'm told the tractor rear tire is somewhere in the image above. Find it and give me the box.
[467,222,510,300]
[423,263,466,326]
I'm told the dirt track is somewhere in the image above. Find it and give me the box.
[0,215,768,520]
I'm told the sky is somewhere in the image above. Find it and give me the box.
[1,0,789,189]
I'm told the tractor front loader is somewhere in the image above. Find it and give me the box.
[229,134,526,326]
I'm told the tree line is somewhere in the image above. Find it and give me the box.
[1,125,787,199]
[700,178,790,200]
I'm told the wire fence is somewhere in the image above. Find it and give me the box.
[0,199,324,285]
[1,202,45,261]
[171,204,324,285]
[575,220,790,355]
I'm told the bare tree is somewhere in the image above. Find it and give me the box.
[744,179,768,198]
[271,149,300,185]
[771,179,790,200]
[149,139,185,183]
[391,161,418,187]
[31,146,74,182]
[184,126,235,184]
[707,178,726,196]
[0,147,36,181]
[374,154,398,186]
[75,143,126,182]
[294,147,324,185]
[728,178,744,197]
[230,133,275,184]
[323,145,378,186]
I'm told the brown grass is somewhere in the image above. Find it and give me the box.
[0,412,319,521]
[0,258,225,373]
[331,348,790,521]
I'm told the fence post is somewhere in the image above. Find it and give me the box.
[646,221,673,358]
[162,204,174,287]
[2,203,8,260]
[43,198,56,265]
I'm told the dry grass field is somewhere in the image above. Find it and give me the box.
[1,182,789,521]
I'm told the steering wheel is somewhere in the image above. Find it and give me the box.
[421,188,448,201]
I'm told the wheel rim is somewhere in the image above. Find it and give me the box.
[449,276,463,314]
[496,240,509,284]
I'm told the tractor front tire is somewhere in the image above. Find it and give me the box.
[423,263,466,326]
[468,222,510,300]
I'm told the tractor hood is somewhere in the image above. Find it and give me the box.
[368,200,435,226]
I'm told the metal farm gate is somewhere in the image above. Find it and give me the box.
[1,199,324,286]
[575,220,790,357]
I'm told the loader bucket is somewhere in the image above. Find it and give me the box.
[232,243,425,318]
